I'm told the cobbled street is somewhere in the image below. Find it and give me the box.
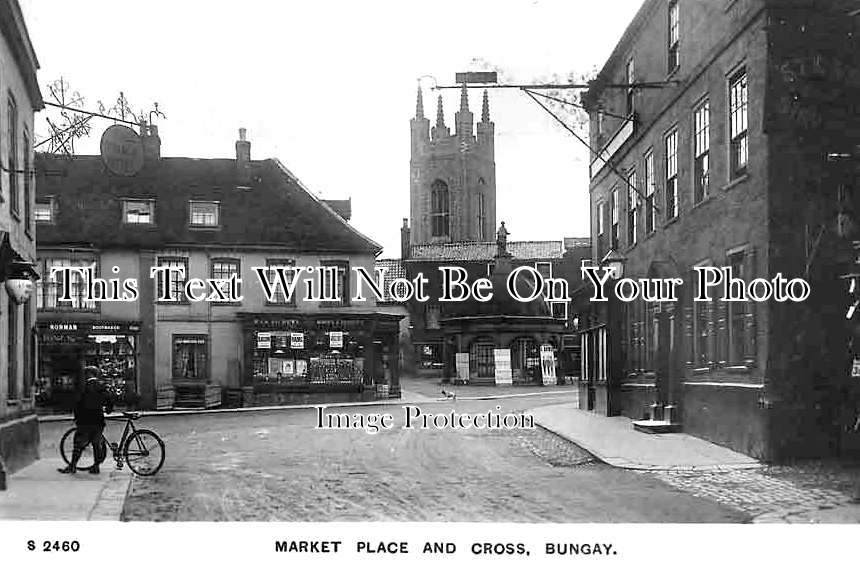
[40,394,747,522]
[640,468,851,523]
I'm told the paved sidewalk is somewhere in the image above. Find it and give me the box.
[0,457,132,520]
[529,402,760,471]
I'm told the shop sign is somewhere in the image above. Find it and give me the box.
[49,322,79,331]
[455,352,470,382]
[494,349,513,386]
[330,331,343,349]
[290,332,304,349]
[540,344,557,385]
[257,332,272,349]
[90,323,122,332]
[852,359,860,378]
[100,125,144,176]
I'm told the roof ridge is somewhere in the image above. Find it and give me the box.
[270,158,382,256]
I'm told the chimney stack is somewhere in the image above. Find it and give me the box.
[141,120,161,163]
[236,128,251,163]
[401,218,411,259]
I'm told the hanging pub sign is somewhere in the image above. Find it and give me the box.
[852,359,860,379]
[257,332,271,349]
[290,332,304,349]
[329,331,343,349]
[100,125,144,176]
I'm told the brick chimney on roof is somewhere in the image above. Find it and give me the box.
[141,119,161,164]
[236,128,251,164]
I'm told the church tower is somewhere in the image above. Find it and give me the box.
[409,84,496,245]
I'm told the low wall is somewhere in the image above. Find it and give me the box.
[0,413,40,488]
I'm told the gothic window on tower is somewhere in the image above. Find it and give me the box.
[477,192,486,241]
[431,180,450,237]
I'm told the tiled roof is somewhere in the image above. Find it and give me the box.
[408,240,564,262]
[35,154,380,254]
[374,259,406,305]
[322,199,351,221]
[564,237,591,250]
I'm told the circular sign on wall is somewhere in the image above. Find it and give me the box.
[100,124,144,176]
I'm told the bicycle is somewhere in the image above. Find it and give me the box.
[60,412,165,476]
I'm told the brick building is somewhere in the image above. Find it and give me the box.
[0,0,43,485]
[582,0,859,460]
[35,130,403,411]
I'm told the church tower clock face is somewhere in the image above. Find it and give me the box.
[409,85,496,245]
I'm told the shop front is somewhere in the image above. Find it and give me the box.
[239,311,403,406]
[36,320,140,413]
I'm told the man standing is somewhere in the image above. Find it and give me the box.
[58,366,114,475]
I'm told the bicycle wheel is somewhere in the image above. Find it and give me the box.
[59,427,104,471]
[123,429,165,476]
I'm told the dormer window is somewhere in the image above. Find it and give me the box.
[189,200,220,227]
[123,199,155,224]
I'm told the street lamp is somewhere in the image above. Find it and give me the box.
[601,249,626,280]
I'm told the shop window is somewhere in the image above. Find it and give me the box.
[729,69,748,178]
[211,258,241,304]
[264,258,296,306]
[511,338,540,383]
[37,256,98,310]
[35,198,54,223]
[123,199,155,224]
[415,343,443,370]
[470,340,495,379]
[320,260,349,307]
[156,257,188,303]
[424,305,441,330]
[172,335,209,380]
[189,200,220,227]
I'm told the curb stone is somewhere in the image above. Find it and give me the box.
[87,468,134,521]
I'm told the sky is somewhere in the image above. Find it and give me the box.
[20,0,644,257]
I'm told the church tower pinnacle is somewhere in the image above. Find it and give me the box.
[415,85,424,119]
[454,83,473,139]
[409,86,496,245]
